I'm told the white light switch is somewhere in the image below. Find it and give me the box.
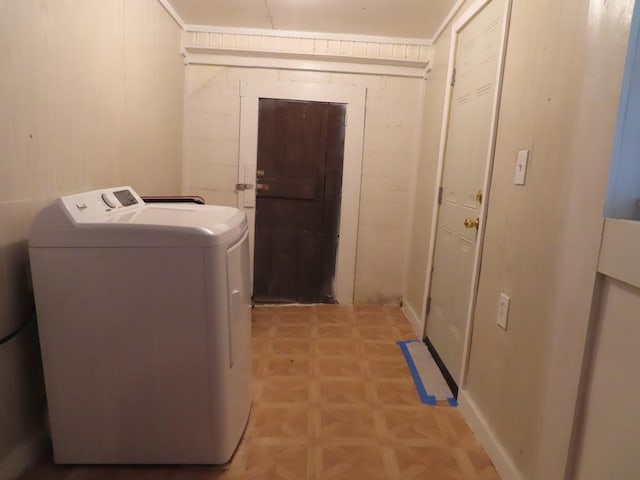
[497,293,510,330]
[514,150,529,185]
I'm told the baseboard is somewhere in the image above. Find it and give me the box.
[458,391,525,480]
[0,430,49,479]
[401,301,423,338]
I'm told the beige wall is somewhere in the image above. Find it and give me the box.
[0,0,184,474]
[402,0,634,477]
[453,0,632,478]
[183,67,423,304]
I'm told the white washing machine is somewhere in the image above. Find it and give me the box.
[29,186,252,465]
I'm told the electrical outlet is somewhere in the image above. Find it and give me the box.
[497,293,510,330]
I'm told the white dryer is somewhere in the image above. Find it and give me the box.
[29,186,252,464]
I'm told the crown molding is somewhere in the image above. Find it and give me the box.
[181,28,430,76]
[159,0,482,77]
[185,51,429,78]
[184,24,432,46]
[158,0,468,48]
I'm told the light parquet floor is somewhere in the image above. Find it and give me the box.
[22,305,499,480]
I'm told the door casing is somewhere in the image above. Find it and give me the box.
[421,0,513,386]
[238,80,366,304]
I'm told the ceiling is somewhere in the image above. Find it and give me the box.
[167,0,457,40]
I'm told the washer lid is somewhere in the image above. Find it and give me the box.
[30,187,247,247]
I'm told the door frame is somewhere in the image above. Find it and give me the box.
[420,0,513,386]
[238,80,366,304]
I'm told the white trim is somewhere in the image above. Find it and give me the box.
[181,27,430,73]
[185,53,428,78]
[402,77,429,305]
[156,0,185,29]
[0,431,48,479]
[459,392,525,480]
[431,0,468,44]
[419,25,459,341]
[419,0,512,389]
[238,81,366,304]
[456,0,494,28]
[183,47,427,68]
[184,24,432,46]
[402,301,424,338]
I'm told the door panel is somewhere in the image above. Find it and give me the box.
[426,0,506,384]
[253,99,346,303]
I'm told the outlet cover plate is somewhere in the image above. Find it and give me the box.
[497,293,510,330]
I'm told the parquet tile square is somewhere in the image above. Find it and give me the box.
[229,443,310,480]
[358,324,402,341]
[317,379,372,405]
[382,406,448,441]
[252,322,275,337]
[274,324,313,338]
[264,356,311,377]
[250,405,311,439]
[353,312,396,326]
[316,324,355,339]
[316,444,393,480]
[361,340,401,357]
[23,305,499,480]
[259,378,311,403]
[315,357,364,378]
[315,339,357,356]
[373,380,422,406]
[367,357,414,379]
[316,310,353,323]
[271,338,313,355]
[251,337,269,357]
[394,446,474,480]
[316,406,379,439]
[394,324,417,338]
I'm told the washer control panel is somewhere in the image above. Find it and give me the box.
[61,186,144,223]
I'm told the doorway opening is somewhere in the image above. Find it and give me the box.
[238,80,367,304]
[253,99,346,303]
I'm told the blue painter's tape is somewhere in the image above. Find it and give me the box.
[396,340,437,405]
[447,397,458,407]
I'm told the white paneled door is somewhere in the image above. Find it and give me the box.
[426,0,508,384]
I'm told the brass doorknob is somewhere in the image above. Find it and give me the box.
[464,217,479,229]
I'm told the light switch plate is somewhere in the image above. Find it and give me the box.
[497,293,510,330]
[514,150,529,185]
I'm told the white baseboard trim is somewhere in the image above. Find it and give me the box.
[401,301,423,338]
[0,431,48,479]
[458,391,525,480]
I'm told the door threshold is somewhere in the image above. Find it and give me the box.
[424,336,459,398]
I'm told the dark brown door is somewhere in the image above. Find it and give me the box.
[253,98,346,304]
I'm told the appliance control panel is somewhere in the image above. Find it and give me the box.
[60,186,144,223]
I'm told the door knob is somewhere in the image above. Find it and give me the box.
[464,217,479,229]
